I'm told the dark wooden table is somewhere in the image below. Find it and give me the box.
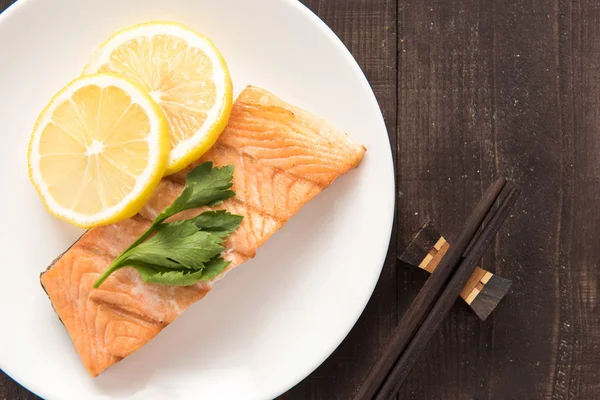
[2,0,599,399]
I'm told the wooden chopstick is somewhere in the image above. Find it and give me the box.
[352,178,507,400]
[373,184,520,400]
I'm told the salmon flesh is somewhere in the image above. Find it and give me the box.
[40,86,366,376]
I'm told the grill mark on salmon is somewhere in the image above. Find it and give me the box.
[40,86,365,376]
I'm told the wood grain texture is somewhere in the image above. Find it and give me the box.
[394,1,600,399]
[1,0,599,399]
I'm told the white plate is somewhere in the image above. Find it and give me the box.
[0,0,394,398]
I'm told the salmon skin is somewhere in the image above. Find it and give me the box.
[40,86,366,376]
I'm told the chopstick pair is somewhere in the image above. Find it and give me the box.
[353,178,520,400]
[398,221,513,321]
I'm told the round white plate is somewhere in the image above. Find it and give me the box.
[0,0,394,399]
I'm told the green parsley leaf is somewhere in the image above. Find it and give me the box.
[118,222,225,270]
[198,257,231,280]
[156,162,236,223]
[192,210,245,238]
[93,162,243,288]
[135,265,208,286]
[135,257,231,286]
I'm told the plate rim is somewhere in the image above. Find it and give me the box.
[260,2,395,399]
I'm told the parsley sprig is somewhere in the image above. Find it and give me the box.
[93,162,243,288]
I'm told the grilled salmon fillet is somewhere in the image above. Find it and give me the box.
[40,86,366,376]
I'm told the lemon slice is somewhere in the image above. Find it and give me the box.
[28,73,169,228]
[84,22,233,175]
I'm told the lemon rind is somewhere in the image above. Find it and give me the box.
[27,73,170,228]
[82,21,233,175]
